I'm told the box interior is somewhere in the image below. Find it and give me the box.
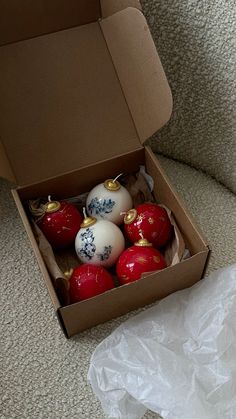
[0,21,140,185]
[15,147,209,336]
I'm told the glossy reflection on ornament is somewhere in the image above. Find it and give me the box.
[37,199,82,248]
[124,203,172,249]
[69,264,115,303]
[116,238,167,284]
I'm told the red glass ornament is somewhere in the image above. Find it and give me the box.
[124,203,172,248]
[116,238,167,284]
[38,200,82,249]
[69,264,115,303]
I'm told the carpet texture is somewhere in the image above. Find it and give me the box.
[1,156,236,419]
[142,0,236,194]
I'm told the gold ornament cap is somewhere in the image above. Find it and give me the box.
[135,238,153,247]
[104,179,121,191]
[81,208,97,228]
[64,268,73,280]
[124,208,137,224]
[45,200,61,213]
[80,215,97,228]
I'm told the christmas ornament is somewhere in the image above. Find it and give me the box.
[124,203,172,248]
[116,237,167,284]
[75,209,125,268]
[69,264,115,303]
[86,174,133,225]
[36,198,82,249]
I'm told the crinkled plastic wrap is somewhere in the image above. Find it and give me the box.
[88,264,236,419]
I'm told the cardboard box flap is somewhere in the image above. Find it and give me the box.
[0,0,101,46]
[101,8,173,144]
[0,7,172,186]
[0,140,15,183]
[100,0,141,18]
[0,0,142,46]
[0,20,141,186]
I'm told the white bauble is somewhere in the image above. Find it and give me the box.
[75,218,125,268]
[86,178,133,225]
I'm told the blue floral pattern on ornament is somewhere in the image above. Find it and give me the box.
[96,245,112,261]
[88,197,115,218]
[79,228,96,260]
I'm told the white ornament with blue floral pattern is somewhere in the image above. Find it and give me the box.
[75,214,125,268]
[86,176,133,225]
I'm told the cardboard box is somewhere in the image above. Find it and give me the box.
[0,0,209,337]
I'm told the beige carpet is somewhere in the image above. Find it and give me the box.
[1,155,236,419]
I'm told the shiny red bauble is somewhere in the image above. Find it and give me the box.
[124,203,172,248]
[116,239,167,284]
[69,264,115,303]
[38,200,82,248]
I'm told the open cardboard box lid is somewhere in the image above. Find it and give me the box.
[0,0,172,186]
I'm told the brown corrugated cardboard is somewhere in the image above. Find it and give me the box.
[16,149,145,201]
[145,147,209,251]
[0,2,209,337]
[59,252,208,337]
[0,21,139,185]
[101,0,141,18]
[0,140,15,183]
[12,189,61,310]
[101,8,172,142]
[13,147,209,337]
[0,7,171,186]
[0,0,101,46]
[0,0,142,47]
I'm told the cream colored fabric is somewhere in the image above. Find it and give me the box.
[142,0,236,194]
[1,155,236,418]
[157,155,236,274]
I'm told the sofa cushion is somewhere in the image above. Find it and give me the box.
[157,155,236,274]
[141,0,236,194]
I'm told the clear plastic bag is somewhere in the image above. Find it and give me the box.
[88,264,236,419]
